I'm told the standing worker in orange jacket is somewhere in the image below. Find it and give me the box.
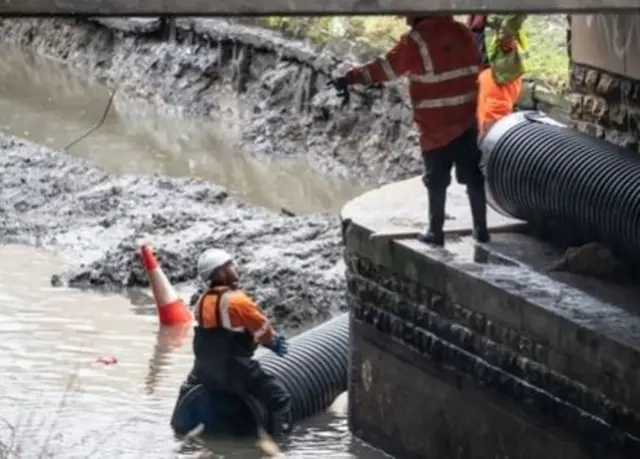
[187,248,292,436]
[333,14,489,245]
[476,15,528,139]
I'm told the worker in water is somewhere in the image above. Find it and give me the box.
[332,14,489,246]
[188,248,292,436]
[467,14,489,69]
[477,14,528,139]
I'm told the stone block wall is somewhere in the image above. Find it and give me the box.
[569,14,640,152]
[569,63,640,152]
[342,220,640,459]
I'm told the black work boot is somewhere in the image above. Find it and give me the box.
[468,185,490,243]
[418,188,447,246]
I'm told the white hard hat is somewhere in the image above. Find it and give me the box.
[197,248,233,283]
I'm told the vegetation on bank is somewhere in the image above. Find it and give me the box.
[255,15,570,92]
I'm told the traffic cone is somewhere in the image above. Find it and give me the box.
[140,244,192,326]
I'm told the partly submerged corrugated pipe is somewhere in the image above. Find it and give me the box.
[258,313,349,421]
[170,313,349,436]
[480,111,640,261]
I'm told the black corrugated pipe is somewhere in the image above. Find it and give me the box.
[258,313,349,421]
[480,111,640,261]
[170,313,349,437]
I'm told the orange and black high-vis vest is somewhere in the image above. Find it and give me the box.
[193,286,276,361]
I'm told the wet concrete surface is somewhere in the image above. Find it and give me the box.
[341,176,525,238]
[0,245,389,458]
[404,234,640,352]
[487,232,640,318]
[0,46,367,215]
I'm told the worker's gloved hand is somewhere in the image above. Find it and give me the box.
[499,36,517,53]
[328,76,350,107]
[265,334,289,358]
[331,76,348,96]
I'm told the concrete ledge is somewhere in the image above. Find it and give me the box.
[341,176,525,241]
[342,177,640,458]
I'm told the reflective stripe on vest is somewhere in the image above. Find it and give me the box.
[414,92,477,109]
[217,292,244,332]
[407,29,479,107]
[195,289,244,333]
[361,54,397,84]
[378,56,397,80]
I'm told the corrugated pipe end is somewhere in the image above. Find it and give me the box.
[479,109,640,261]
[480,111,568,219]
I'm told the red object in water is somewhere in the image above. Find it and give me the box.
[96,356,118,365]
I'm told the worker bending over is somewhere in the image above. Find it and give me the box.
[477,15,528,138]
[334,14,489,245]
[187,248,292,436]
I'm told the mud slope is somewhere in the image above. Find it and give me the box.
[0,17,422,184]
[0,134,344,325]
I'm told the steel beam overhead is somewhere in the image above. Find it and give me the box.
[1,0,639,16]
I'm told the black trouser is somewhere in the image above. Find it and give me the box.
[241,360,292,434]
[421,125,488,242]
[421,125,484,192]
[190,358,292,435]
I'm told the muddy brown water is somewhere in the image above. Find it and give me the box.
[0,45,369,216]
[0,248,388,458]
[0,45,387,458]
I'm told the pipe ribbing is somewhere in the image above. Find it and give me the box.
[170,313,348,436]
[480,111,640,261]
[258,313,349,421]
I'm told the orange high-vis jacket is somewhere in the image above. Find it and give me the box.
[345,16,481,152]
[195,287,276,346]
[476,67,523,139]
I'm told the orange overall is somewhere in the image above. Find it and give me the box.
[477,67,523,139]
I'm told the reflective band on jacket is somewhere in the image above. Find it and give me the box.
[408,65,479,84]
[409,30,434,73]
[408,30,479,84]
[378,56,397,80]
[414,91,477,109]
[217,292,245,332]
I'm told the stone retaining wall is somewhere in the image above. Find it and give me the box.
[569,14,640,153]
[342,219,640,459]
[569,63,640,152]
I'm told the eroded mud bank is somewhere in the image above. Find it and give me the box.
[0,17,426,325]
[0,133,344,326]
[0,17,422,183]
